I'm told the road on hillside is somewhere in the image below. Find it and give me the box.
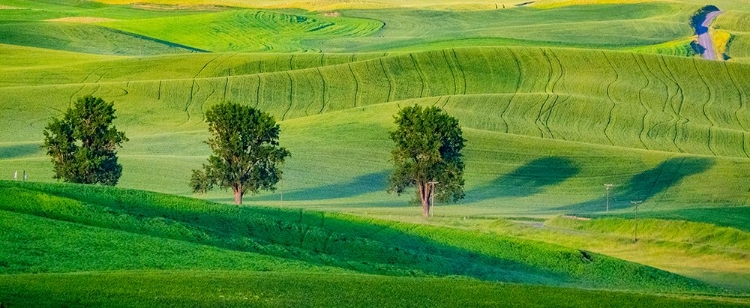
[698,11,722,60]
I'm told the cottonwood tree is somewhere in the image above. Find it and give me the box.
[387,105,466,217]
[191,103,290,205]
[42,95,128,185]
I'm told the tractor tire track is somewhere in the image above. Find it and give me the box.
[637,54,671,150]
[157,80,162,100]
[380,58,394,102]
[723,62,750,158]
[194,55,222,79]
[317,68,327,114]
[659,57,688,153]
[654,56,685,153]
[282,72,294,121]
[601,52,619,146]
[255,74,262,109]
[501,48,523,134]
[410,53,427,98]
[442,95,451,108]
[540,49,564,139]
[223,77,229,103]
[451,49,467,95]
[692,59,719,156]
[442,50,459,96]
[185,80,196,123]
[631,53,651,151]
[348,63,360,108]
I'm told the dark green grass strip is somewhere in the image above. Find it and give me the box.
[0,271,746,308]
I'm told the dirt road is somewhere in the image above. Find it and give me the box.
[697,10,722,60]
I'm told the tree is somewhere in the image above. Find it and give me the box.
[42,95,128,185]
[387,105,466,217]
[191,102,290,205]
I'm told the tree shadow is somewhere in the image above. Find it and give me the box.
[559,157,714,213]
[0,143,42,159]
[468,157,579,201]
[248,171,389,201]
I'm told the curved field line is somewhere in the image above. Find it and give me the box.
[724,62,750,158]
[68,84,86,107]
[540,48,564,139]
[660,57,688,153]
[654,56,685,153]
[637,54,672,151]
[441,50,458,96]
[410,53,426,97]
[255,74,261,109]
[317,68,326,115]
[194,55,221,79]
[379,58,394,102]
[222,77,229,103]
[502,48,523,134]
[185,80,196,123]
[347,63,359,108]
[631,53,651,150]
[692,59,719,156]
[204,82,216,122]
[442,95,451,108]
[451,49,467,95]
[282,72,293,121]
[601,52,618,146]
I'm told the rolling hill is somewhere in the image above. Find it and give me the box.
[1,0,750,305]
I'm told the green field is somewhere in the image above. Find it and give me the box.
[1,0,750,306]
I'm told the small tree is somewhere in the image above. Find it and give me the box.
[191,103,290,205]
[387,105,466,217]
[42,95,128,185]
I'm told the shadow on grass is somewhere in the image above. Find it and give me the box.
[468,157,579,201]
[1,180,565,285]
[0,143,42,160]
[248,171,389,202]
[560,157,714,213]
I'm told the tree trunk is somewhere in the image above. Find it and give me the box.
[418,182,430,217]
[233,188,243,205]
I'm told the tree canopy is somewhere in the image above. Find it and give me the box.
[387,105,466,217]
[191,102,290,205]
[42,95,128,185]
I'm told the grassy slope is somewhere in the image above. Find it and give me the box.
[4,181,745,307]
[2,48,750,215]
[0,180,715,291]
[0,1,703,54]
[2,271,747,308]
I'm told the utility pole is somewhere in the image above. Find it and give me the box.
[428,181,439,217]
[631,200,642,242]
[604,184,613,213]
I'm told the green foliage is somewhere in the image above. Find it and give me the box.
[388,105,465,215]
[42,95,127,186]
[191,103,290,204]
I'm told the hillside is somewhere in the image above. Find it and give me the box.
[2,181,746,306]
[2,46,750,217]
[1,0,750,305]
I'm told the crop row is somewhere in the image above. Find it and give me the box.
[2,47,749,158]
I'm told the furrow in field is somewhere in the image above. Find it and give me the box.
[725,62,750,157]
[4,47,750,160]
[692,59,719,156]
[602,52,618,146]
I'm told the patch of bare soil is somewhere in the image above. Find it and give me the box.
[322,12,340,17]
